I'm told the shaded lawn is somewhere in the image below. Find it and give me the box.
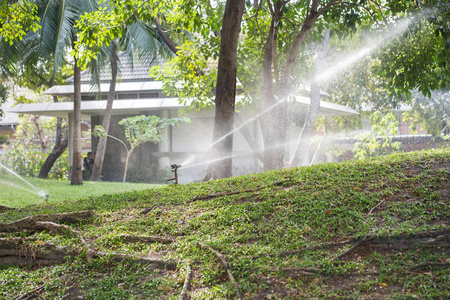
[0,174,163,208]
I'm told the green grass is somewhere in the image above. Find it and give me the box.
[0,148,449,299]
[0,174,163,208]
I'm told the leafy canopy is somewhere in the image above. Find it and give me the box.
[0,0,40,45]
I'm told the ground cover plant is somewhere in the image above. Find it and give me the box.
[0,148,449,299]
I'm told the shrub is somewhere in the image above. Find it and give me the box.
[1,142,69,180]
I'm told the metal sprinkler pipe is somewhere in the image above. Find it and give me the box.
[45,194,49,204]
[167,164,181,184]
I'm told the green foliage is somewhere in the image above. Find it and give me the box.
[150,40,217,111]
[0,0,41,44]
[353,112,403,160]
[0,81,8,118]
[118,114,189,150]
[0,135,9,144]
[1,142,69,180]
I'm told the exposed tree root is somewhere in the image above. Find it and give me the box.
[366,199,386,215]
[0,211,94,232]
[409,262,450,272]
[141,205,158,215]
[280,267,324,276]
[179,263,193,300]
[93,250,177,270]
[190,179,292,202]
[13,285,45,300]
[0,205,16,211]
[0,237,77,266]
[118,234,175,244]
[275,229,450,260]
[333,231,375,261]
[197,241,242,300]
[0,213,177,270]
[0,237,177,269]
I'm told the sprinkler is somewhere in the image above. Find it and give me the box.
[45,194,49,204]
[167,164,181,184]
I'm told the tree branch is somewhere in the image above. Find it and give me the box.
[153,17,179,54]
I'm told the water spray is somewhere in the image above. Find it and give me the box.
[167,164,181,184]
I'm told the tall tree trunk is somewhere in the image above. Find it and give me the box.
[71,54,83,185]
[259,1,287,171]
[91,42,118,181]
[290,30,330,167]
[204,0,246,180]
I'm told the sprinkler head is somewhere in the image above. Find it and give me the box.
[170,164,181,171]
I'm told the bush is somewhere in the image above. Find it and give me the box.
[1,142,69,180]
[353,112,403,160]
[0,135,9,145]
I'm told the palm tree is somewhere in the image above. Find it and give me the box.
[24,0,98,184]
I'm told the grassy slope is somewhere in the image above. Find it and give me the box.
[0,148,449,299]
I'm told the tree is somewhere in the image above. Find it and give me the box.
[204,0,246,180]
[290,30,330,167]
[325,4,450,139]
[22,0,99,185]
[13,56,72,179]
[375,0,450,99]
[93,115,188,191]
[0,0,40,44]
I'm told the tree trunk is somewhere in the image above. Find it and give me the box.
[259,1,287,171]
[38,96,66,178]
[31,115,48,152]
[37,136,68,179]
[71,53,83,185]
[289,30,330,167]
[91,42,118,181]
[204,0,246,180]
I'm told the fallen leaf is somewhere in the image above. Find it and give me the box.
[157,285,173,292]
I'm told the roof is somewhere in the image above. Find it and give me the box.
[1,97,21,126]
[7,96,358,120]
[43,81,163,97]
[66,55,164,84]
